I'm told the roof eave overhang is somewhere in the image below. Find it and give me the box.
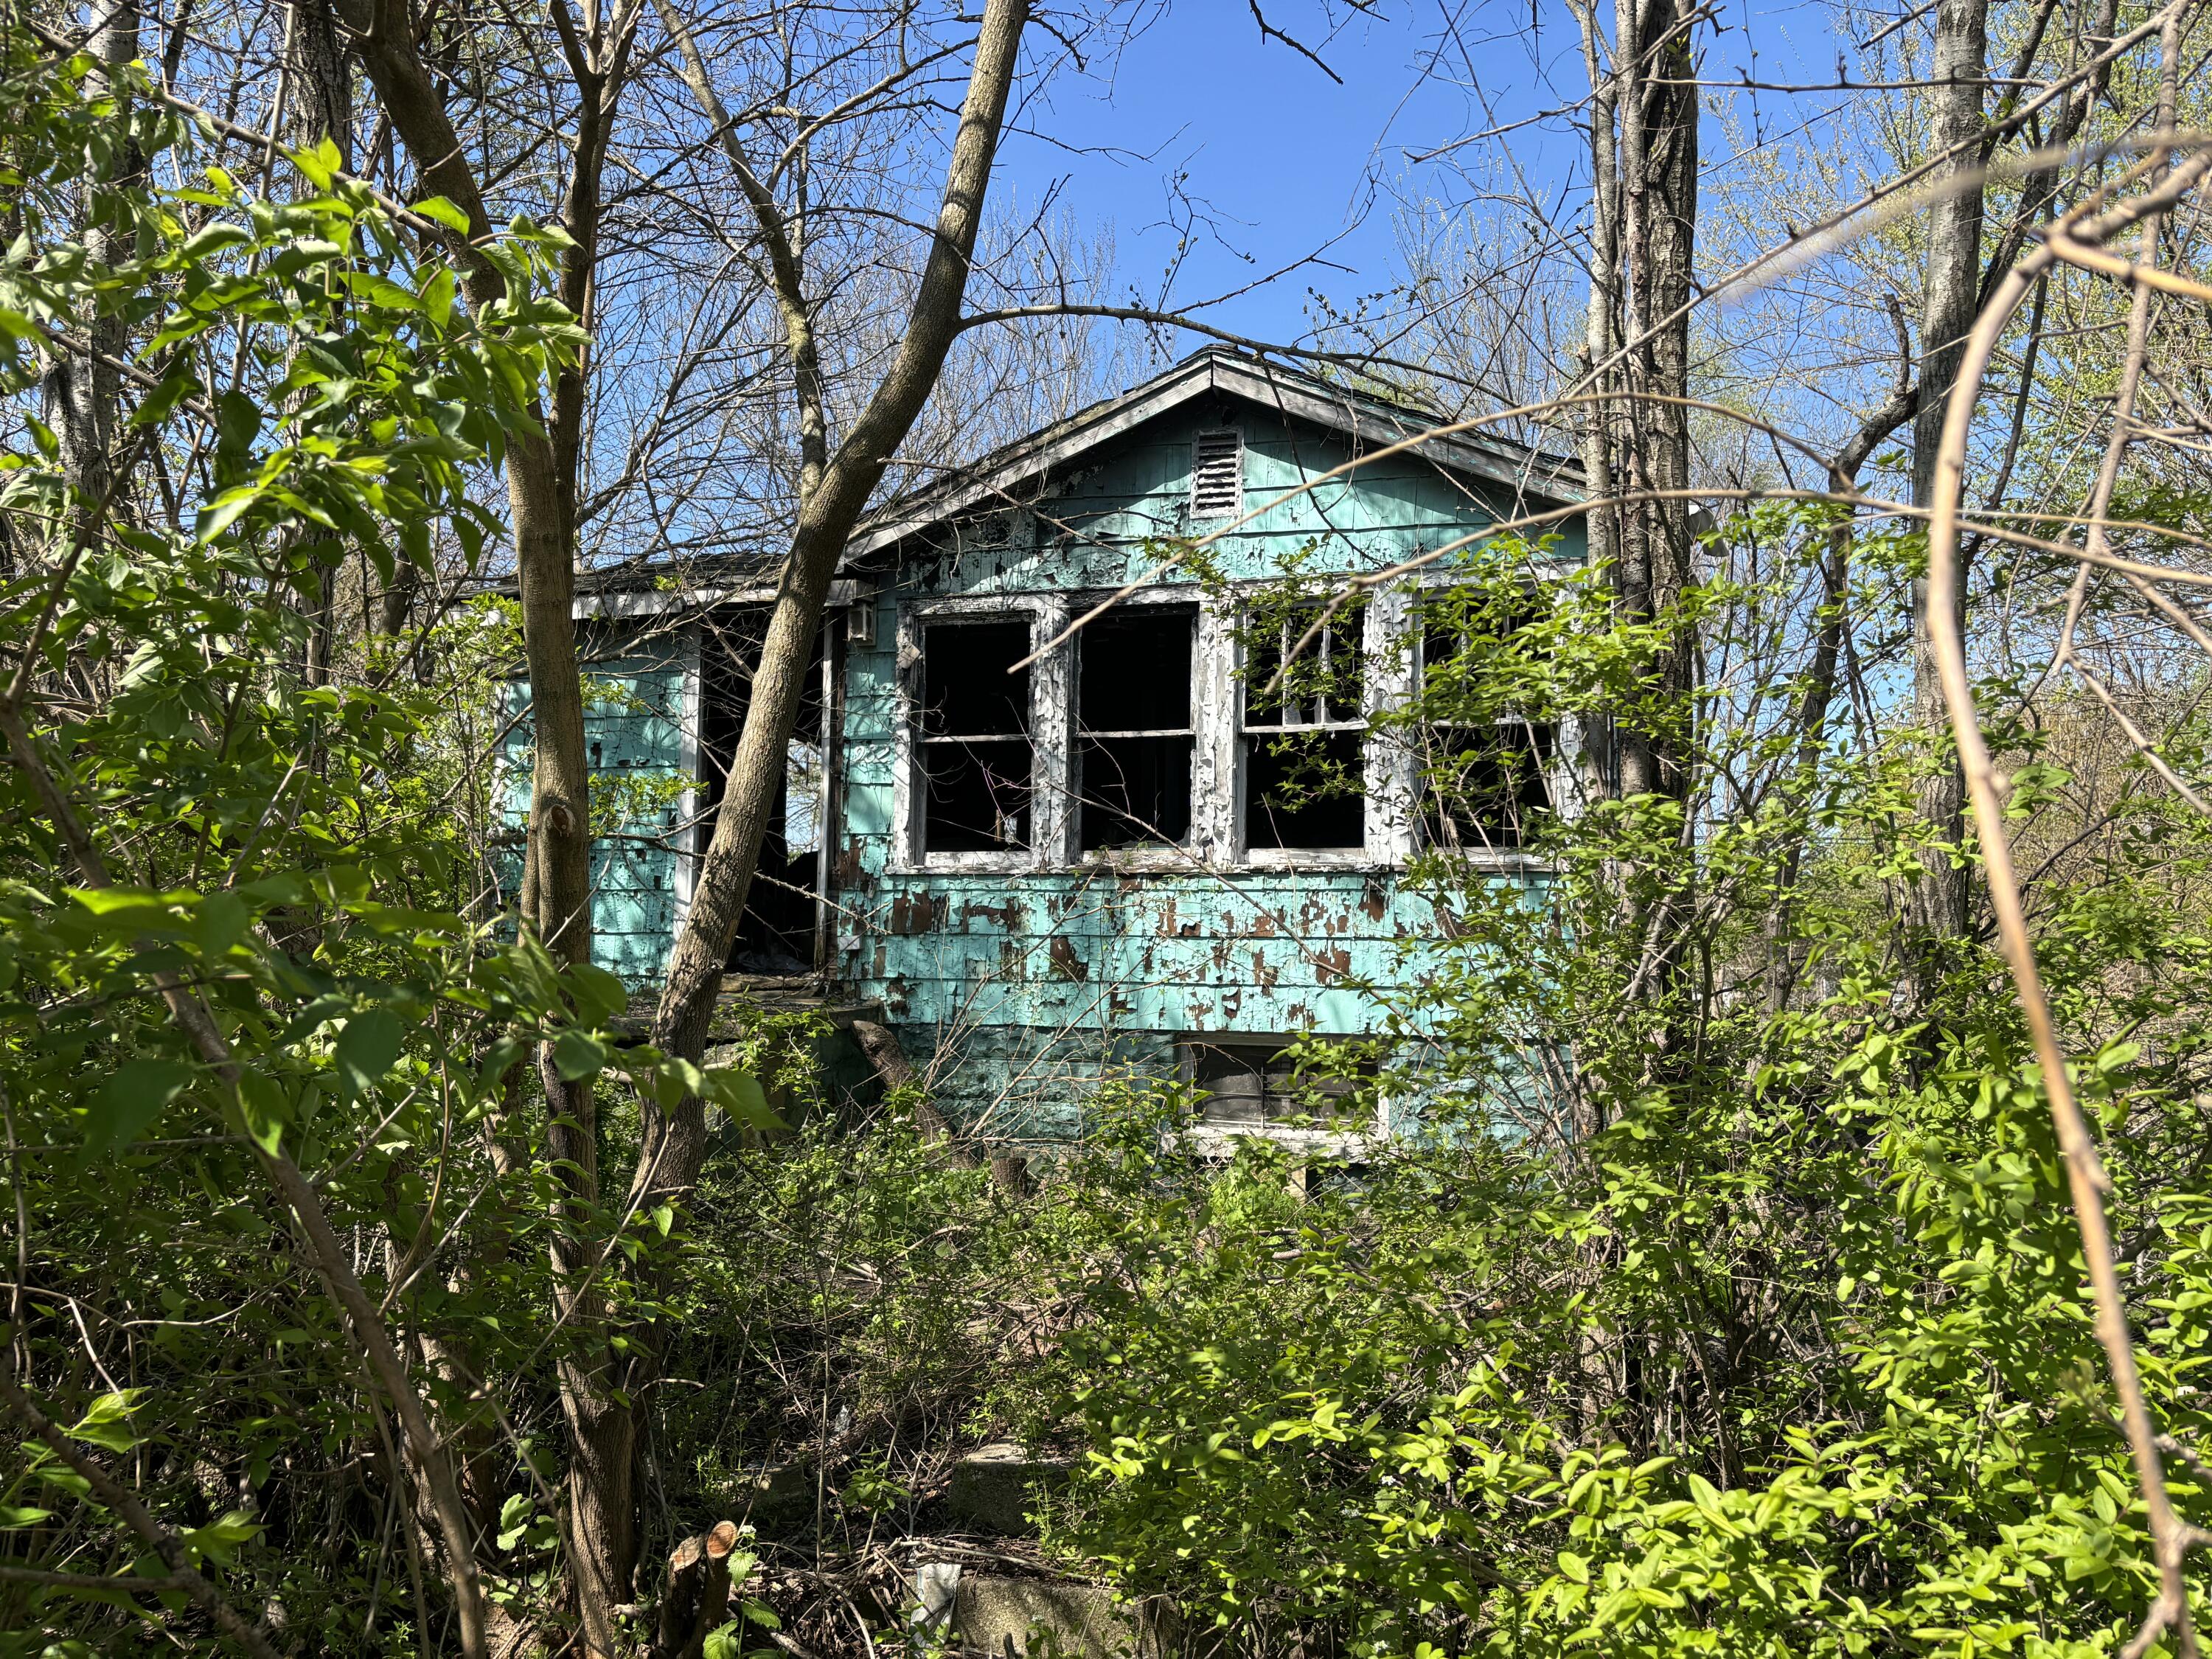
[844,355,1583,563]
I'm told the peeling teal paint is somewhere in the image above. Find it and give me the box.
[825,397,1577,1138]
[502,641,694,987]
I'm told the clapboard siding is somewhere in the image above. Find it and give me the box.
[826,396,1576,1138]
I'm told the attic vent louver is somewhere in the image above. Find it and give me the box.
[1190,431,1243,519]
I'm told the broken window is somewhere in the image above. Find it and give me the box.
[917,616,1033,855]
[785,738,824,857]
[1241,602,1368,852]
[1186,1038,1370,1127]
[1077,607,1196,850]
[1417,613,1556,851]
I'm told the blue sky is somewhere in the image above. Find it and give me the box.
[993,0,1839,351]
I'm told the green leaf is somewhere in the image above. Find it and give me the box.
[701,1622,742,1659]
[237,1070,291,1156]
[333,1009,403,1100]
[87,1060,194,1154]
[0,1505,54,1528]
[67,1392,146,1455]
[708,1069,774,1129]
[566,961,628,1027]
[552,1029,609,1082]
[495,1493,532,1551]
[195,485,260,545]
[411,195,473,234]
[215,390,260,454]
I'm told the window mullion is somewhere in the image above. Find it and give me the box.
[1366,586,1418,861]
[1195,600,1237,863]
[1032,594,1073,870]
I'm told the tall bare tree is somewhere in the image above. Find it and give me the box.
[639,0,1033,1228]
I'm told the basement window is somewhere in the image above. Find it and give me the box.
[1077,608,1197,850]
[1242,602,1367,852]
[1190,431,1244,519]
[1418,617,1557,851]
[1186,1039,1371,1128]
[917,617,1033,855]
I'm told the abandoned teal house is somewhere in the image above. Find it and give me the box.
[539,349,1585,1141]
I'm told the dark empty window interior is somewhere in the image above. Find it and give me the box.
[919,617,1033,855]
[1419,620,1556,851]
[701,608,827,975]
[1078,608,1195,850]
[1187,1040,1369,1127]
[1242,605,1366,851]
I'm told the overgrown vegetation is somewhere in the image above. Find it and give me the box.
[5,0,2212,1654]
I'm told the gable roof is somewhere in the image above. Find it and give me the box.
[844,345,1584,563]
[537,348,1585,616]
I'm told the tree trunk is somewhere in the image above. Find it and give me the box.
[642,0,1033,1184]
[43,0,139,532]
[338,0,632,1644]
[1907,0,1989,954]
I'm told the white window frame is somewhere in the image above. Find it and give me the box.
[890,574,1566,875]
[1400,568,1580,856]
[1230,586,1413,871]
[893,593,1069,874]
[1175,1033,1392,1162]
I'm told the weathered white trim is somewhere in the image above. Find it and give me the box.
[1364,586,1419,862]
[572,577,858,622]
[844,352,1583,561]
[893,594,1062,875]
[672,620,702,925]
[1194,598,1238,866]
[1033,594,1075,869]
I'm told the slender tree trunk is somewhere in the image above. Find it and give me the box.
[285,0,350,160]
[339,0,630,1644]
[43,0,138,529]
[1578,0,1702,1100]
[642,0,1033,1178]
[1907,0,1989,953]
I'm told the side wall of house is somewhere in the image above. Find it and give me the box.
[502,627,698,987]
[833,400,1582,1138]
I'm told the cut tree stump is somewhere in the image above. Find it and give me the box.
[852,1019,986,1172]
[653,1518,742,1659]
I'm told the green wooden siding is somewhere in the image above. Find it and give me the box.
[502,638,693,987]
[830,399,1578,1138]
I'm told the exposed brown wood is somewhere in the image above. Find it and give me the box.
[852,1019,982,1169]
[653,1520,742,1659]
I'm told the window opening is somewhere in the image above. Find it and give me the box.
[785,738,824,857]
[918,616,1033,855]
[1190,431,1243,519]
[1241,603,1367,851]
[1077,607,1196,850]
[1418,612,1556,851]
[700,608,827,975]
[1186,1039,1370,1128]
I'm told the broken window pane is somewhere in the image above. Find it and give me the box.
[1242,602,1368,851]
[1077,608,1195,850]
[918,617,1032,855]
[1419,617,1556,851]
[1187,1039,1369,1127]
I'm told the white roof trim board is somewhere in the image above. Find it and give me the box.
[571,577,858,622]
[844,349,1583,562]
